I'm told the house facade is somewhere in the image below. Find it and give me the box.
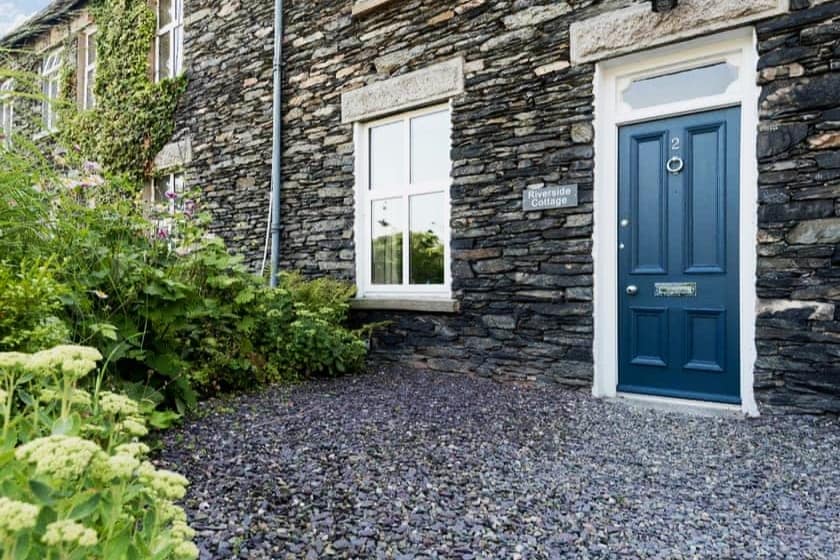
[3,0,839,414]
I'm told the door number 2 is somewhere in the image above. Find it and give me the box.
[668,136,684,174]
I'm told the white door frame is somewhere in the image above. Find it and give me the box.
[591,28,760,416]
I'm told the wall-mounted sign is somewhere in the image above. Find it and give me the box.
[523,184,579,211]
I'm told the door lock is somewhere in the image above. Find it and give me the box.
[626,285,638,296]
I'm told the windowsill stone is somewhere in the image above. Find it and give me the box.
[351,297,460,313]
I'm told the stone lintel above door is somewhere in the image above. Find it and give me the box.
[570,0,789,64]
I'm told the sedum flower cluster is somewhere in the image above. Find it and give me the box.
[42,520,98,547]
[0,497,39,537]
[138,462,189,500]
[16,435,101,482]
[1,345,198,559]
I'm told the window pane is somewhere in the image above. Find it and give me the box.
[622,63,739,110]
[159,0,173,27]
[410,110,450,184]
[409,192,445,285]
[371,198,403,285]
[159,33,172,79]
[87,34,97,65]
[369,121,404,190]
[155,175,172,202]
[85,69,96,109]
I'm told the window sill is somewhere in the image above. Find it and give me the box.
[351,297,459,314]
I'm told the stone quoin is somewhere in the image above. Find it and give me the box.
[3,0,839,414]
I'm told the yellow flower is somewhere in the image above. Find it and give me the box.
[117,417,149,437]
[0,497,39,537]
[98,391,141,417]
[0,352,31,370]
[42,520,98,547]
[91,452,140,481]
[15,435,102,482]
[138,462,189,500]
[173,540,199,560]
[114,442,151,458]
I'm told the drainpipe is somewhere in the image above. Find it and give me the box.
[269,0,284,287]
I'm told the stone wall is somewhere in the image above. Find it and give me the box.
[754,1,840,413]
[260,0,839,413]
[173,0,276,266]
[279,0,623,386]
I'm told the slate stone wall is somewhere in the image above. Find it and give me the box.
[178,0,839,412]
[754,1,840,413]
[174,0,276,266]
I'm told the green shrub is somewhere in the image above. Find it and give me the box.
[0,345,197,559]
[0,147,371,410]
[0,259,70,353]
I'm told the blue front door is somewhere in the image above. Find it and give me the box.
[618,107,741,404]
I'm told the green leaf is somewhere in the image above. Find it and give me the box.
[28,480,55,505]
[68,492,100,520]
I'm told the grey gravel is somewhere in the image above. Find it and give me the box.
[159,367,840,559]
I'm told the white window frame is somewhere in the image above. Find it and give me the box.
[1,79,14,146]
[149,172,185,214]
[41,49,63,132]
[155,0,184,82]
[354,104,453,300]
[592,28,760,416]
[83,28,97,110]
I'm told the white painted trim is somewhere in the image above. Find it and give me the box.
[353,103,453,300]
[592,28,760,416]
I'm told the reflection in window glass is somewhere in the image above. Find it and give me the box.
[371,198,403,285]
[410,192,445,285]
[370,121,403,190]
[158,33,172,80]
[159,0,173,27]
[410,110,450,185]
[622,62,738,110]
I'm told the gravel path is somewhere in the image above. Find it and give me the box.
[159,367,840,559]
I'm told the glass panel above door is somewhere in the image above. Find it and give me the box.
[621,62,738,110]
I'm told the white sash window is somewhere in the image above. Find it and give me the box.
[41,50,62,131]
[156,0,184,81]
[356,105,452,298]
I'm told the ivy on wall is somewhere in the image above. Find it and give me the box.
[58,0,187,180]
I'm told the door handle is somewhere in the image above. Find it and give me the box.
[626,285,638,296]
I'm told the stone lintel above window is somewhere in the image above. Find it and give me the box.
[352,0,400,17]
[569,0,789,64]
[341,57,464,124]
[154,137,192,171]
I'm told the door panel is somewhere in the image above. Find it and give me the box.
[618,107,741,404]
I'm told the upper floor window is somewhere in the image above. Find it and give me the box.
[1,79,14,146]
[356,105,452,298]
[41,50,62,131]
[156,0,184,81]
[83,30,97,109]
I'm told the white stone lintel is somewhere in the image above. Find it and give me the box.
[154,137,193,171]
[341,57,464,124]
[352,0,399,17]
[570,0,789,64]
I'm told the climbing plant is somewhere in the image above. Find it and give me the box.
[58,0,187,180]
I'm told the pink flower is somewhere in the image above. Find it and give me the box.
[157,228,169,239]
[165,191,178,201]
